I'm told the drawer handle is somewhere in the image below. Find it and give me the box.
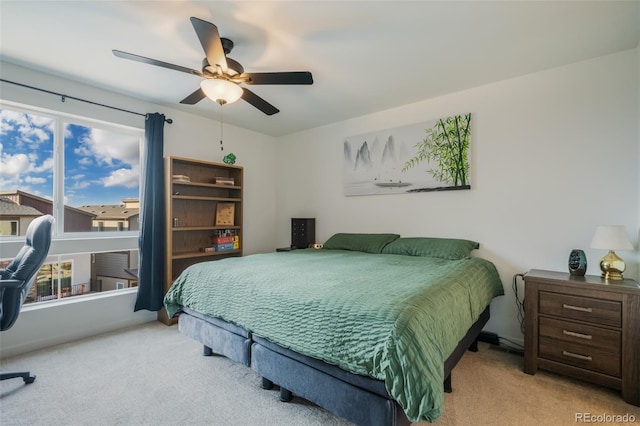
[563,330,593,340]
[562,303,592,313]
[562,350,592,362]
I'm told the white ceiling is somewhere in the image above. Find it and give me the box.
[1,1,639,137]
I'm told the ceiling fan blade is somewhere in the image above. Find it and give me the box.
[180,88,206,105]
[241,88,279,115]
[243,72,313,85]
[113,50,204,77]
[190,17,228,73]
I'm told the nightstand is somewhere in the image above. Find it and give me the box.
[523,269,640,406]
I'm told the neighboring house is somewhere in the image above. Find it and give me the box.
[78,198,140,232]
[0,190,138,303]
[92,251,139,292]
[0,197,42,236]
[0,190,95,234]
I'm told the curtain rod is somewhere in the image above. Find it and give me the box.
[0,78,173,124]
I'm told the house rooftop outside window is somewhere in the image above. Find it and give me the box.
[0,190,96,234]
[78,199,139,232]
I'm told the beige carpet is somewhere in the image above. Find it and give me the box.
[1,322,638,426]
[435,345,639,426]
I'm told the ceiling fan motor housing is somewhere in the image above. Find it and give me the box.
[202,56,244,78]
[220,37,234,54]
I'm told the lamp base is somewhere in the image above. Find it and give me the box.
[601,271,624,281]
[599,250,626,281]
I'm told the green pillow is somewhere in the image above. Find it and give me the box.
[380,237,479,259]
[323,233,400,254]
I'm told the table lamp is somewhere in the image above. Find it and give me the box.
[590,225,634,281]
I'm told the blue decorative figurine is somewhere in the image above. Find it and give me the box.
[568,249,587,276]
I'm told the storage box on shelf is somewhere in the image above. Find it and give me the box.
[160,156,243,325]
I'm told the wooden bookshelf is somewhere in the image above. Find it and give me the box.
[159,156,243,325]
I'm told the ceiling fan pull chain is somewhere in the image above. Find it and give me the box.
[219,103,224,151]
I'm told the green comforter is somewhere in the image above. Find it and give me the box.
[164,249,504,422]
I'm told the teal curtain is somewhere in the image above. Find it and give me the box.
[135,113,165,311]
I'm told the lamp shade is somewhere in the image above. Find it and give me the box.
[590,225,634,251]
[200,79,243,105]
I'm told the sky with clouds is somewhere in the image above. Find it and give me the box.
[0,108,140,207]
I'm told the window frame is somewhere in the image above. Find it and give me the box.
[1,99,144,306]
[0,100,144,243]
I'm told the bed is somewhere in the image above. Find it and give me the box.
[164,234,504,424]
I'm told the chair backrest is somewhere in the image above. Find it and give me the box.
[1,215,54,331]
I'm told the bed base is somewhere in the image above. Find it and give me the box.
[251,335,411,426]
[177,306,490,426]
[178,308,251,366]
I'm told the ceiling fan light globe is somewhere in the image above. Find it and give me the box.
[200,79,243,105]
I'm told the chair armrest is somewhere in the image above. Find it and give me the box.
[0,279,24,290]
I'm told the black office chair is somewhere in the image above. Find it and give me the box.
[0,214,54,384]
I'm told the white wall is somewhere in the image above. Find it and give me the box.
[0,61,278,358]
[275,49,640,344]
[637,41,640,273]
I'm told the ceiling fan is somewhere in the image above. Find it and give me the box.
[113,17,313,115]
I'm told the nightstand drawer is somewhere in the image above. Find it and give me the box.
[539,292,621,327]
[539,317,621,352]
[539,337,620,377]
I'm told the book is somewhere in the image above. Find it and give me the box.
[172,174,190,182]
[211,236,234,244]
[214,176,235,185]
[212,229,237,238]
[215,243,235,251]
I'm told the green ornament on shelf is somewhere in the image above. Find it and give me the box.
[223,153,236,165]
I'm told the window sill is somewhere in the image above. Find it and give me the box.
[1,231,138,243]
[22,287,138,312]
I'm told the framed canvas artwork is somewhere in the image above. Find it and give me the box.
[343,113,471,196]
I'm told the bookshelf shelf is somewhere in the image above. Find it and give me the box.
[172,225,241,232]
[172,195,242,202]
[172,180,242,190]
[171,249,242,260]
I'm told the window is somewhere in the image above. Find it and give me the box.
[32,260,74,302]
[0,108,54,226]
[0,220,18,235]
[0,101,143,306]
[0,104,143,236]
[0,249,139,305]
[63,122,141,233]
